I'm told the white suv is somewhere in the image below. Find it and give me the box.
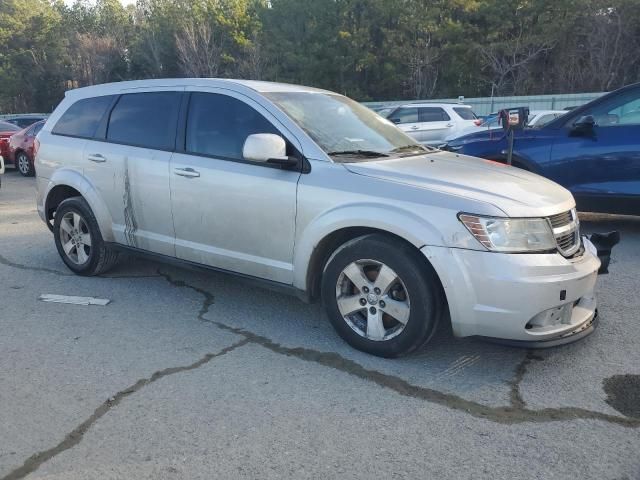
[35,79,601,357]
[386,103,478,146]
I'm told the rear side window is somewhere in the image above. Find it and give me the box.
[389,107,418,124]
[453,107,477,120]
[186,92,278,160]
[107,92,181,150]
[52,96,114,138]
[419,107,450,122]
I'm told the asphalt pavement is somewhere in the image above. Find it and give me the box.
[1,170,639,479]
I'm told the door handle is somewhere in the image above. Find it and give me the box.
[411,126,419,130]
[173,167,200,178]
[446,123,454,128]
[88,153,106,163]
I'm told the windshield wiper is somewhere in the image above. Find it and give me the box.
[327,149,390,158]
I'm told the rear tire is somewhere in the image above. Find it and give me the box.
[53,197,119,276]
[321,234,443,358]
[16,151,34,177]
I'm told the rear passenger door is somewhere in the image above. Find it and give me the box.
[169,89,301,284]
[416,107,453,144]
[83,89,182,256]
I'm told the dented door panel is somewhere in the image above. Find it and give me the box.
[82,140,175,256]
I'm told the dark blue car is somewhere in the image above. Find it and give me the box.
[446,83,640,215]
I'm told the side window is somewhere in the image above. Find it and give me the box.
[419,107,450,122]
[584,89,640,127]
[186,92,279,160]
[453,107,476,120]
[107,92,181,150]
[389,107,418,124]
[52,96,114,138]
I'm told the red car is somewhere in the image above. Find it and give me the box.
[8,120,44,176]
[0,120,21,167]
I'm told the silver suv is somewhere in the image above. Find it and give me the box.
[36,79,601,357]
[386,103,478,146]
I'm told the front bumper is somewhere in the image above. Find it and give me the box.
[421,238,601,343]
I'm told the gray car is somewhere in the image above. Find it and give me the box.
[35,79,600,357]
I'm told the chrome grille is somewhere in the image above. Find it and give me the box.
[547,208,581,257]
[548,211,573,229]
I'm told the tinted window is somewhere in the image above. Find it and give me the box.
[419,107,450,122]
[389,107,418,124]
[0,121,20,132]
[186,93,278,160]
[107,92,180,150]
[453,107,477,120]
[53,96,114,138]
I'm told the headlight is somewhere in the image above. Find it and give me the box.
[459,214,556,253]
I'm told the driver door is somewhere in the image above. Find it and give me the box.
[549,86,640,214]
[169,89,301,284]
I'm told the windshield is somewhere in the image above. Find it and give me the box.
[264,92,428,160]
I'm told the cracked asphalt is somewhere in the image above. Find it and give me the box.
[1,171,639,480]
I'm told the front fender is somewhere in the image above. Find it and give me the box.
[292,202,447,290]
[43,168,115,241]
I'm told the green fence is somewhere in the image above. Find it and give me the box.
[365,92,605,116]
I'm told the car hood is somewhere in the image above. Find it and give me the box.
[343,150,575,217]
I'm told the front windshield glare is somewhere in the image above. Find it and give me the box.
[264,92,425,159]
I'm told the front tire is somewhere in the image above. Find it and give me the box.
[53,197,119,276]
[321,234,444,358]
[16,152,34,177]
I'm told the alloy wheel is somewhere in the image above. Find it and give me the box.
[59,211,92,264]
[17,153,29,175]
[335,259,411,341]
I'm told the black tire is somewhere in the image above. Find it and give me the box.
[53,197,119,276]
[321,234,444,358]
[16,151,34,177]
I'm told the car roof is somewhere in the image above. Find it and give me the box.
[394,103,472,109]
[0,120,20,131]
[529,110,566,115]
[64,78,334,99]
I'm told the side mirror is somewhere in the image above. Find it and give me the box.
[573,115,595,130]
[390,118,401,124]
[571,115,595,136]
[242,133,297,168]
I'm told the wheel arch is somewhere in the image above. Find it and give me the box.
[44,169,114,240]
[295,205,447,302]
[13,147,26,159]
